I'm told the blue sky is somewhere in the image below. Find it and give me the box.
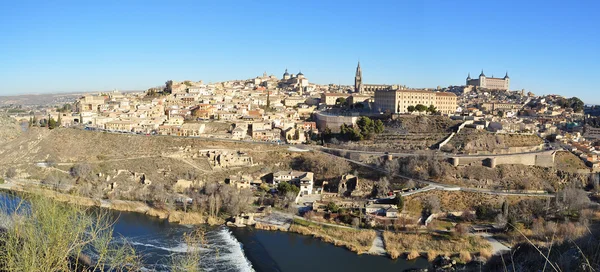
[1,0,599,103]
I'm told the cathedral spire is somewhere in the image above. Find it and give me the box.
[355,61,363,93]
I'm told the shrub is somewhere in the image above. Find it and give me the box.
[0,195,141,271]
[389,249,400,259]
[407,250,420,260]
[479,249,492,261]
[70,163,92,179]
[427,250,437,262]
[459,250,472,264]
[455,223,469,237]
[6,167,17,178]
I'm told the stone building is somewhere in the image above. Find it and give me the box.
[273,171,314,196]
[75,95,106,113]
[338,174,358,197]
[280,69,309,89]
[203,150,253,168]
[480,102,522,112]
[320,93,351,106]
[466,70,510,90]
[374,89,458,114]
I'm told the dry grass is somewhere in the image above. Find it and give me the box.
[404,190,526,215]
[383,231,491,256]
[289,219,376,254]
[427,250,438,261]
[459,250,472,263]
[479,248,492,261]
[407,250,420,260]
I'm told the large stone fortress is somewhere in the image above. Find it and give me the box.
[354,62,399,94]
[466,70,510,90]
[374,89,457,114]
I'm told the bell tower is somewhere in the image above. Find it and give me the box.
[354,61,363,93]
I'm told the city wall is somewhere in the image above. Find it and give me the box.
[315,112,359,133]
[450,150,556,168]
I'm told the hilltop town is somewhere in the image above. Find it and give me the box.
[2,64,600,270]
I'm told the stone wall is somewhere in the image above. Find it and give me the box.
[450,151,556,168]
[315,112,359,133]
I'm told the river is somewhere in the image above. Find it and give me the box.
[0,192,429,271]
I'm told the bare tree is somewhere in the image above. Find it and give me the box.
[560,188,590,211]
[6,167,17,179]
[70,163,92,179]
[423,195,441,214]
[374,177,390,197]
[455,223,469,237]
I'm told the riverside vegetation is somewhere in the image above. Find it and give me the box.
[0,194,205,272]
[289,218,376,254]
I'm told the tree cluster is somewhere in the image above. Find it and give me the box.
[556,97,584,112]
[407,104,437,114]
[277,181,300,196]
[339,116,384,141]
[186,182,254,217]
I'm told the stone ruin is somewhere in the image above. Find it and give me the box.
[337,174,370,197]
[202,150,253,168]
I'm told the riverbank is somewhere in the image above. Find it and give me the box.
[1,182,492,264]
[383,231,493,262]
[289,218,376,254]
[0,182,224,226]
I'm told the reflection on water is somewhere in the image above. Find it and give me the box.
[231,227,430,272]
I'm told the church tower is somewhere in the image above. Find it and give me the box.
[355,61,363,93]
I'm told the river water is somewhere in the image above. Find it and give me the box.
[0,192,429,271]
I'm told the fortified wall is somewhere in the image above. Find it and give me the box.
[314,112,359,133]
[450,150,556,168]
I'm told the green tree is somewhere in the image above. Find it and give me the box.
[427,104,437,113]
[340,124,363,141]
[57,114,62,128]
[277,182,299,196]
[28,116,33,128]
[395,193,404,211]
[357,116,374,134]
[326,202,339,213]
[374,120,384,134]
[407,105,415,113]
[266,90,271,110]
[569,97,584,112]
[164,80,174,94]
[502,200,509,218]
[415,104,427,112]
[48,117,57,129]
[335,97,347,107]
[32,116,38,127]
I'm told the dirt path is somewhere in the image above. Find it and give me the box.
[477,233,510,254]
[368,231,387,255]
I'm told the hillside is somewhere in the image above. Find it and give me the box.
[0,128,280,164]
[0,114,22,145]
[444,128,543,154]
[384,115,460,134]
